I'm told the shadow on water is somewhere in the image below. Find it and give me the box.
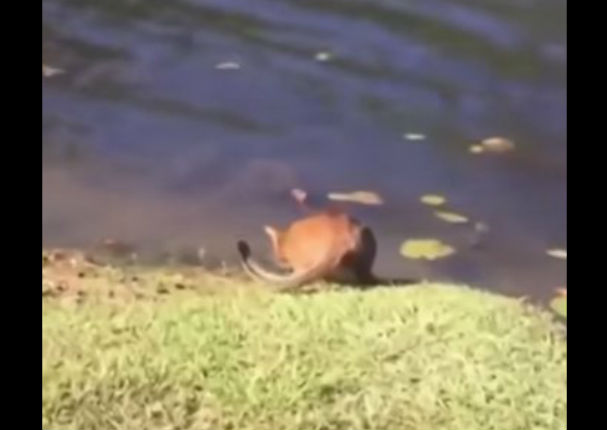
[43,0,566,299]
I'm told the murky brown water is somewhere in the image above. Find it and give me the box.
[43,0,566,299]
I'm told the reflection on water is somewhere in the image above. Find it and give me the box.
[43,0,566,298]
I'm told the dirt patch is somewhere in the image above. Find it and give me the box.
[42,248,253,305]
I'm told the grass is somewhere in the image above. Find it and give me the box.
[42,252,566,430]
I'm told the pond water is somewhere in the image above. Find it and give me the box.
[43,0,566,299]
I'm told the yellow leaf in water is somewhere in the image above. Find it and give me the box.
[546,249,567,259]
[481,137,515,152]
[315,51,332,62]
[469,144,484,154]
[215,61,241,70]
[474,222,489,233]
[403,133,426,141]
[400,239,455,260]
[42,64,64,77]
[327,191,383,205]
[420,194,446,206]
[434,211,469,224]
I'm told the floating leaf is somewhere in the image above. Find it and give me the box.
[474,222,489,233]
[291,188,307,202]
[215,61,241,70]
[403,133,426,141]
[481,137,515,152]
[42,64,64,77]
[434,211,469,224]
[549,296,567,318]
[547,248,567,259]
[400,239,455,260]
[327,191,383,205]
[315,51,332,62]
[420,194,446,206]
[469,144,484,154]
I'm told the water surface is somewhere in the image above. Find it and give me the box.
[43,0,566,298]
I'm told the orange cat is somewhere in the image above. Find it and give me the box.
[237,189,392,289]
